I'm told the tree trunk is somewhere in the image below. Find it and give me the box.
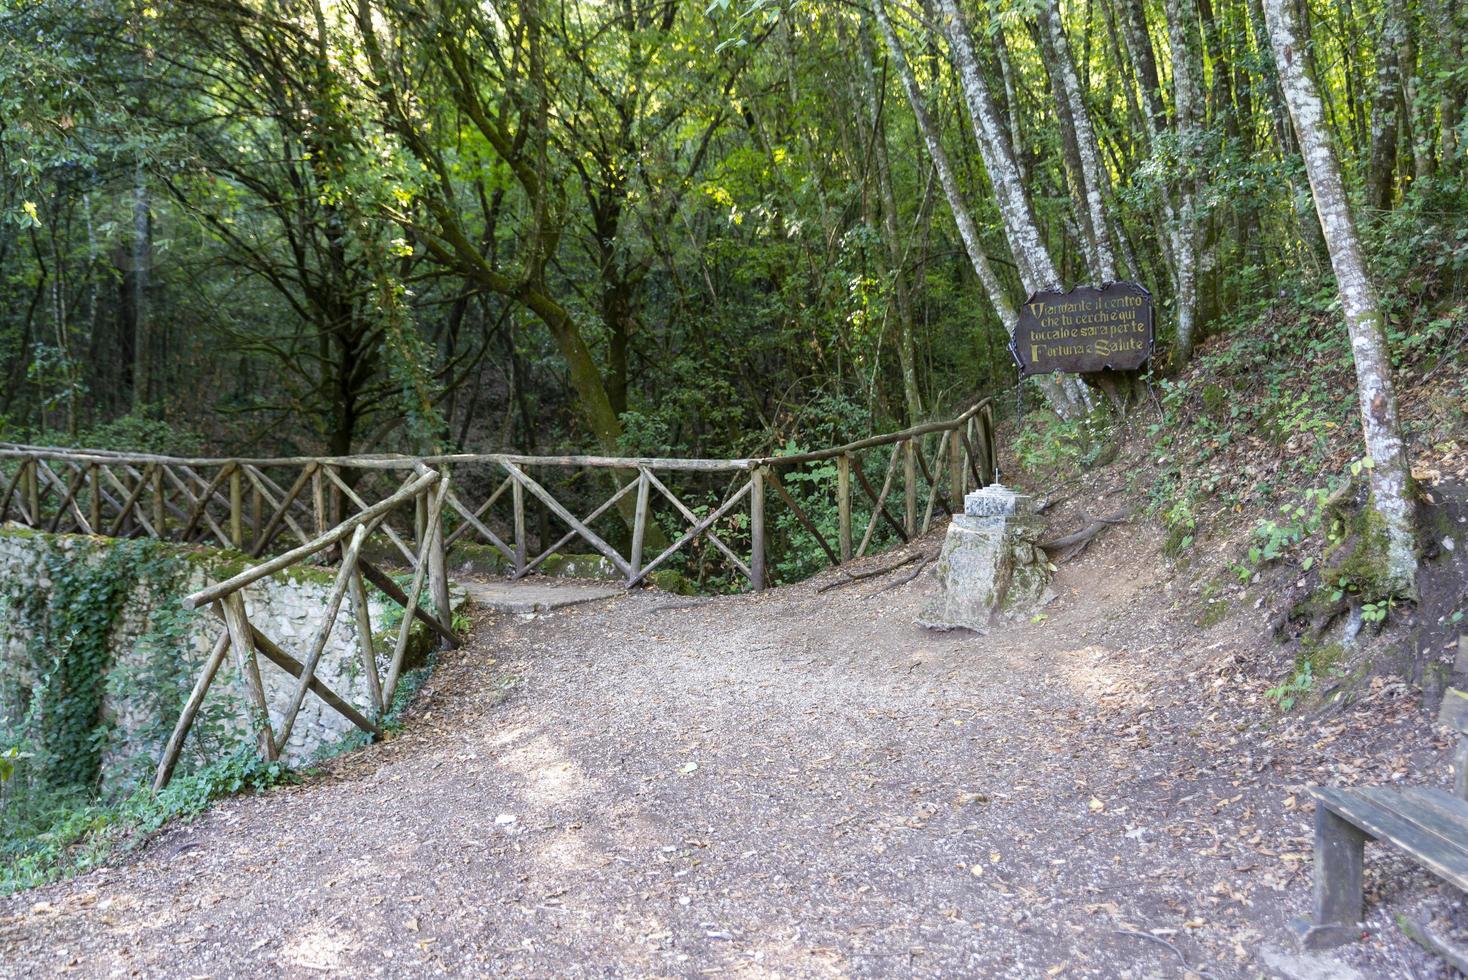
[875,0,1015,327]
[1039,0,1117,283]
[1032,16,1102,280]
[991,23,1030,184]
[1165,0,1201,364]
[1366,0,1407,211]
[1336,0,1370,153]
[130,159,152,415]
[1264,0,1417,595]
[934,0,1061,296]
[876,0,1087,418]
[1432,0,1460,165]
[1399,13,1432,183]
[1119,0,1167,134]
[1246,0,1331,274]
[932,0,1093,414]
[859,16,924,424]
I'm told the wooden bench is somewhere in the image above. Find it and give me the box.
[1292,685,1468,949]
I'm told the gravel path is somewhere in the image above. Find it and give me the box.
[0,527,1452,978]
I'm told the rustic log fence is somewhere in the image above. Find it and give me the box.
[0,398,994,590]
[0,398,996,785]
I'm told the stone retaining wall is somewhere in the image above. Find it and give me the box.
[0,527,420,793]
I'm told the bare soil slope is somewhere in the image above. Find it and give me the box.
[0,525,1453,978]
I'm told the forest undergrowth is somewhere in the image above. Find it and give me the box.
[1009,267,1468,724]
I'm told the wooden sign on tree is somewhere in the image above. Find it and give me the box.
[1010,282,1155,376]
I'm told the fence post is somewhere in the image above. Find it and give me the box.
[511,473,526,574]
[153,466,166,538]
[429,470,453,638]
[312,465,326,537]
[0,464,13,524]
[628,469,651,585]
[904,439,917,537]
[750,467,766,591]
[251,482,263,545]
[982,404,997,483]
[220,593,278,763]
[24,458,39,525]
[325,463,341,526]
[971,415,990,487]
[229,465,243,550]
[836,453,852,562]
[89,464,102,532]
[414,489,428,553]
[948,429,963,511]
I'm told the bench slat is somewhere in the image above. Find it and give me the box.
[1358,786,1468,854]
[1439,688,1468,735]
[1395,786,1468,833]
[1313,787,1468,892]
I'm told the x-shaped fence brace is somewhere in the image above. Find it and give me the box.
[153,467,454,790]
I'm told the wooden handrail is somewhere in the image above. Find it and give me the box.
[181,469,439,609]
[0,446,751,471]
[0,397,991,473]
[48,400,1002,791]
[745,398,992,467]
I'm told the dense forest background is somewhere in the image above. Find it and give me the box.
[1,0,1464,465]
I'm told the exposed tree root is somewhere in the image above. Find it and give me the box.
[816,551,925,593]
[864,556,932,598]
[1039,509,1132,562]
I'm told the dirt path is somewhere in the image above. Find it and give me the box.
[0,528,1453,978]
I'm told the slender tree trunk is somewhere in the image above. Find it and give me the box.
[1246,0,1330,274]
[1165,0,1201,363]
[875,112,925,426]
[991,24,1030,184]
[1433,0,1460,165]
[875,0,1083,418]
[1367,0,1406,210]
[860,16,924,423]
[84,191,100,434]
[1400,19,1432,182]
[1264,0,1417,595]
[130,159,151,415]
[1032,17,1102,281]
[875,0,1014,325]
[1336,0,1370,152]
[1196,0,1237,140]
[1039,0,1117,283]
[1116,0,1176,281]
[50,230,75,436]
[934,0,1060,295]
[1119,0,1166,133]
[932,0,1093,412]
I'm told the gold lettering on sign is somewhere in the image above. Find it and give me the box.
[1016,284,1153,374]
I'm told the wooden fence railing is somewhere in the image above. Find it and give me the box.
[0,397,995,592]
[154,466,451,791]
[0,399,995,786]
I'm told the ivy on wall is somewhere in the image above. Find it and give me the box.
[0,537,216,803]
[0,530,440,893]
[34,543,143,789]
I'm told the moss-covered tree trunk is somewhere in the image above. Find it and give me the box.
[1264,0,1417,595]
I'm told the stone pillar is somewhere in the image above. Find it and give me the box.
[918,485,1054,632]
